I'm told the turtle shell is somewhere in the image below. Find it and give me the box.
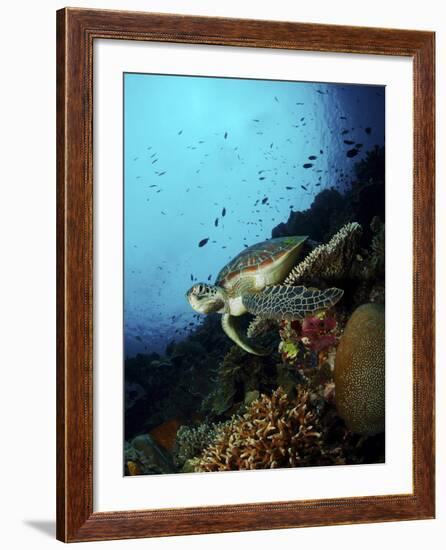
[216,236,307,289]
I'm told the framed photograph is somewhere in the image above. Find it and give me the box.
[56,8,435,542]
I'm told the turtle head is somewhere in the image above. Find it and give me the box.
[186,283,227,314]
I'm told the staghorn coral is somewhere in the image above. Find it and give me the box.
[334,303,385,435]
[284,222,362,286]
[193,387,345,471]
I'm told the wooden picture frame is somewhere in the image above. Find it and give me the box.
[56,7,435,542]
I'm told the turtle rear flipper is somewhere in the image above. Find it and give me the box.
[242,285,343,320]
[221,314,270,356]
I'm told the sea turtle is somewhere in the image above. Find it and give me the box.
[186,236,344,355]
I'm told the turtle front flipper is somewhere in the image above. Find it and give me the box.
[242,285,344,320]
[221,313,269,356]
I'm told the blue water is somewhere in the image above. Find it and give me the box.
[124,73,384,357]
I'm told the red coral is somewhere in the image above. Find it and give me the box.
[301,316,337,352]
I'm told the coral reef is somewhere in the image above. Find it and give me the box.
[124,434,176,475]
[301,314,338,352]
[173,421,229,469]
[284,222,362,287]
[193,387,345,472]
[272,146,385,246]
[149,418,181,451]
[124,146,386,474]
[334,303,385,435]
[201,344,280,418]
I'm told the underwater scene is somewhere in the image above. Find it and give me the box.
[124,73,385,475]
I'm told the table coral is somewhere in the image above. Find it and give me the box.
[284,222,362,286]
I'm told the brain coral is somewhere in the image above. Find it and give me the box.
[334,303,385,435]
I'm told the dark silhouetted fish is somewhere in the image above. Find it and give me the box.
[274,96,279,102]
[222,207,226,217]
[296,102,304,105]
[346,148,359,158]
[303,163,313,169]
[341,130,349,135]
[308,155,317,160]
[252,119,260,122]
[320,149,323,154]
[344,140,355,145]
[365,127,372,134]
[152,159,158,164]
[270,143,273,148]
[316,90,325,94]
[340,116,347,120]
[356,143,363,148]
[198,238,209,247]
[259,177,266,180]
[149,184,157,188]
[178,130,183,135]
[190,274,194,281]
[261,197,268,204]
[286,186,294,190]
[158,171,166,176]
[301,185,308,190]
[214,218,219,227]
[224,132,228,139]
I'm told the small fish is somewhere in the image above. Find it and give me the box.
[355,143,363,148]
[320,149,324,154]
[301,185,308,191]
[198,238,209,248]
[296,102,304,105]
[252,119,260,122]
[365,127,372,134]
[259,177,266,181]
[190,274,194,281]
[214,218,219,227]
[340,116,347,120]
[274,96,279,102]
[149,184,157,188]
[150,153,156,158]
[285,186,294,190]
[261,197,268,204]
[222,207,226,217]
[308,155,317,160]
[302,163,313,169]
[341,130,349,135]
[270,143,273,148]
[300,117,305,122]
[346,148,359,158]
[207,274,212,281]
[152,159,158,164]
[344,140,355,145]
[158,171,166,176]
[178,130,183,135]
[224,132,228,139]
[316,90,325,94]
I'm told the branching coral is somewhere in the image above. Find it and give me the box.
[193,387,344,471]
[284,222,362,286]
[173,422,228,467]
